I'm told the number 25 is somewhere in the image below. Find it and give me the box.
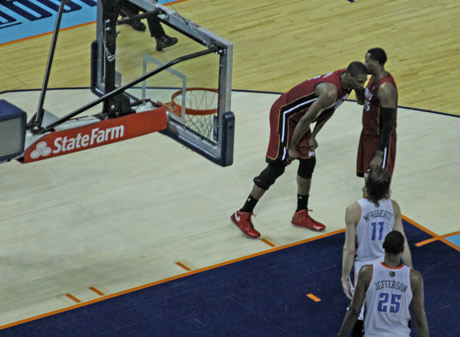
[377,293,401,313]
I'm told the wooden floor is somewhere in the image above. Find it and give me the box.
[1,88,459,327]
[1,0,459,115]
[0,0,459,330]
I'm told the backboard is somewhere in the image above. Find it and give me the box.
[92,0,234,166]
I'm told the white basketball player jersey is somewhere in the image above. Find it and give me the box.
[355,198,395,263]
[364,263,412,337]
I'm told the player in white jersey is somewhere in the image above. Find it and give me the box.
[338,231,429,337]
[341,166,413,336]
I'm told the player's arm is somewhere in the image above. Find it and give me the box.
[410,269,430,337]
[342,202,360,300]
[391,200,413,268]
[306,109,335,152]
[287,82,337,160]
[370,82,397,166]
[311,109,334,138]
[338,265,372,337]
[355,87,365,105]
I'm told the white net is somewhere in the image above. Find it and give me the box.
[171,88,218,140]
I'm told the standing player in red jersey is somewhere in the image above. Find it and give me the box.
[356,48,398,177]
[230,62,368,239]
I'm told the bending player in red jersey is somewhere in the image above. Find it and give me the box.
[231,62,368,238]
[356,48,398,177]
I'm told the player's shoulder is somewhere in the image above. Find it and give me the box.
[316,81,339,95]
[409,268,424,289]
[346,201,361,215]
[410,268,423,280]
[390,199,400,210]
[358,264,374,281]
[378,80,397,96]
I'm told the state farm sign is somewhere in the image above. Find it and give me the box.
[22,107,166,163]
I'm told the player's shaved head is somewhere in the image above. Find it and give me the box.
[346,61,367,77]
[367,48,387,66]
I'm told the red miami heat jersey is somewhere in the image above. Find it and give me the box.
[266,69,350,162]
[362,74,398,136]
[278,68,350,123]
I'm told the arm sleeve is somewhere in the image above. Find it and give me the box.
[378,107,395,151]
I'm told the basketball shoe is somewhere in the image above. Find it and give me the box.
[291,209,325,231]
[230,211,260,239]
[156,35,178,51]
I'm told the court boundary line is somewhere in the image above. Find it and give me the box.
[404,215,460,252]
[1,88,459,119]
[0,229,344,330]
[1,215,457,331]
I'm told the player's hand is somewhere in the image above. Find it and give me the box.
[342,280,353,300]
[286,148,299,165]
[308,137,318,151]
[370,153,383,168]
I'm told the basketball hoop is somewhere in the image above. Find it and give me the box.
[165,87,218,139]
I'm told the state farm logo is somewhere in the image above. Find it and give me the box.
[30,125,125,158]
[22,106,167,164]
[30,141,52,159]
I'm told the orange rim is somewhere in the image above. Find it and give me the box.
[170,87,218,116]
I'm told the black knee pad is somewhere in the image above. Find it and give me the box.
[253,162,286,190]
[298,157,316,179]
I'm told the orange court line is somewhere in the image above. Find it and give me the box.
[416,231,460,247]
[0,229,344,331]
[65,294,81,304]
[444,231,460,238]
[261,238,276,247]
[415,238,437,247]
[402,215,460,252]
[167,0,191,4]
[306,294,321,302]
[89,287,105,297]
[175,262,192,271]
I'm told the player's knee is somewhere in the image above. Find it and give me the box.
[253,162,286,190]
[298,157,316,179]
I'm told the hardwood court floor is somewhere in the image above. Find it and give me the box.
[1,0,459,115]
[0,88,459,329]
[0,0,459,331]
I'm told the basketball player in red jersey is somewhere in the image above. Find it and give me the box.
[356,48,398,177]
[231,62,368,239]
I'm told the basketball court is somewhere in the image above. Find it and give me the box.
[0,0,459,336]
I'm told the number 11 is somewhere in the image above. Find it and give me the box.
[371,221,384,241]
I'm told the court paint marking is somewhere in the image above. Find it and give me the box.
[65,294,81,304]
[404,215,460,252]
[0,213,454,330]
[445,233,460,247]
[306,294,321,302]
[0,88,457,331]
[416,230,460,249]
[261,238,276,247]
[176,261,192,271]
[0,228,345,331]
[89,287,105,297]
